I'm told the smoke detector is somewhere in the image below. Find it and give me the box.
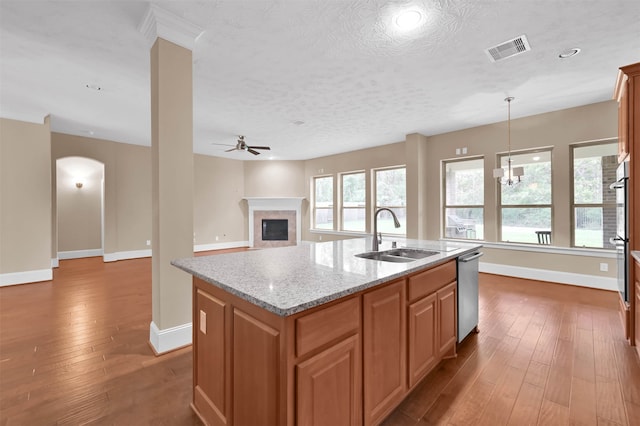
[485,35,531,62]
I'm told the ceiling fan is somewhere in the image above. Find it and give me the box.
[213,136,271,156]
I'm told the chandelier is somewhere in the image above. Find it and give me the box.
[493,96,524,186]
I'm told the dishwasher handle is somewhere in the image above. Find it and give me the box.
[459,252,483,262]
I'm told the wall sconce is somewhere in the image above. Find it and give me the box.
[75,182,83,189]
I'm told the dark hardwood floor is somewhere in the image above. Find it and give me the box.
[1,255,639,425]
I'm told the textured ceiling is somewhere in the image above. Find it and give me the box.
[1,1,639,160]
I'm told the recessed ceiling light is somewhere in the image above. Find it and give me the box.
[558,48,581,59]
[395,9,423,30]
[292,120,305,126]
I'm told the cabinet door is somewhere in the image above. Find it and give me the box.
[408,292,438,389]
[635,260,640,349]
[233,308,280,426]
[618,80,629,162]
[363,279,406,426]
[194,289,229,426]
[297,334,361,426]
[438,282,457,358]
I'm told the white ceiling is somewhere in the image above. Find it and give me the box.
[1,1,639,160]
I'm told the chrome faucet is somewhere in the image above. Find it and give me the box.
[372,208,401,251]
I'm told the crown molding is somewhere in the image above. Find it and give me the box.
[138,4,204,51]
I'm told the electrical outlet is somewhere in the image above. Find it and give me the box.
[462,147,468,154]
[455,148,461,155]
[215,236,219,241]
[319,235,323,241]
[146,240,151,246]
[599,263,608,272]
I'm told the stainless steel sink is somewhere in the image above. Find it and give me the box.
[355,248,440,263]
[384,248,439,259]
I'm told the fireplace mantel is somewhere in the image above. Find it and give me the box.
[244,197,305,247]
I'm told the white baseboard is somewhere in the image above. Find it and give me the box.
[58,249,103,260]
[149,320,192,354]
[194,241,249,252]
[51,258,59,268]
[0,268,52,287]
[103,242,249,262]
[103,249,152,262]
[479,262,617,292]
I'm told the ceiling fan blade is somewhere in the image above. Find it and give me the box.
[248,146,271,150]
[225,147,238,152]
[211,143,235,146]
[247,148,261,155]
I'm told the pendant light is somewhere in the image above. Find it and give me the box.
[493,96,524,185]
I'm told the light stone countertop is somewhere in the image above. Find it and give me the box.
[632,251,640,263]
[172,237,482,317]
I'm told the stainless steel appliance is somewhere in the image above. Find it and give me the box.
[457,251,483,343]
[610,161,630,304]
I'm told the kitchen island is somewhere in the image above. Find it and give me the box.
[172,238,481,426]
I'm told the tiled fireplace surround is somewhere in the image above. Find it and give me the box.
[244,198,304,248]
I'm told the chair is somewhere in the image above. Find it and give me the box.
[535,230,551,244]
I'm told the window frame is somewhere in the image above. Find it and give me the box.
[340,170,367,232]
[373,165,407,236]
[497,147,553,244]
[442,156,485,241]
[312,175,334,230]
[569,138,618,249]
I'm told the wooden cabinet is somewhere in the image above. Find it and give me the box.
[192,258,461,426]
[297,335,360,426]
[635,258,640,352]
[407,260,457,389]
[615,62,640,347]
[407,293,437,388]
[615,71,629,162]
[295,297,361,426]
[363,279,406,426]
[438,282,457,358]
[194,289,229,426]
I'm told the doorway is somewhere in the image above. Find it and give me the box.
[55,157,105,260]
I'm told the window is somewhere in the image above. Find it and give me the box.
[571,141,617,248]
[374,167,406,235]
[341,172,366,232]
[498,149,552,244]
[443,158,484,240]
[313,176,333,230]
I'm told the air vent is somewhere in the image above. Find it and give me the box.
[485,35,531,62]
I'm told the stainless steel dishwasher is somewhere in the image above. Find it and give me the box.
[457,251,483,343]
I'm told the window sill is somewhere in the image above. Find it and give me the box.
[443,238,616,258]
[309,229,407,238]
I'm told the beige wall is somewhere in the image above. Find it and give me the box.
[0,100,619,284]
[243,160,306,197]
[425,100,618,244]
[303,142,406,241]
[56,158,103,252]
[52,133,152,256]
[424,101,618,278]
[0,117,52,275]
[302,101,618,279]
[194,154,247,244]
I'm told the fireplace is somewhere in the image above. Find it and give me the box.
[262,219,288,241]
[244,197,305,248]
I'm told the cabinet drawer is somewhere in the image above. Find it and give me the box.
[296,297,360,357]
[408,260,456,303]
